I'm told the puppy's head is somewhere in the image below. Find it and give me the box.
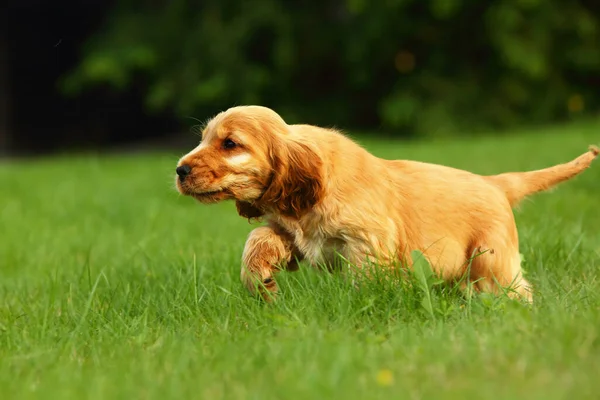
[175,105,323,218]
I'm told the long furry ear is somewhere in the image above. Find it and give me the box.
[236,200,264,220]
[261,139,324,217]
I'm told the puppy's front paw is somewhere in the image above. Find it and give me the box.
[259,277,279,301]
[241,268,279,302]
[253,277,279,303]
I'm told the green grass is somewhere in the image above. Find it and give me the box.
[1,122,599,400]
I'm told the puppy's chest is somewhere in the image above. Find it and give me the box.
[271,215,342,263]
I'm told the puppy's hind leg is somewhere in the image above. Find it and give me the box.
[467,241,533,303]
[241,225,302,301]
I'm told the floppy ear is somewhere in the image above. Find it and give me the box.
[236,200,264,220]
[260,139,324,217]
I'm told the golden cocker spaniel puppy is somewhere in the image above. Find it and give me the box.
[175,105,598,302]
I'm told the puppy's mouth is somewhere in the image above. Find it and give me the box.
[177,178,225,198]
[187,188,232,203]
[192,189,223,198]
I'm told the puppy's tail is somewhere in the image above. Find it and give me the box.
[486,145,598,207]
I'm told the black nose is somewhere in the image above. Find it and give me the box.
[176,165,192,179]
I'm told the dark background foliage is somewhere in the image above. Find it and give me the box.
[2,0,600,154]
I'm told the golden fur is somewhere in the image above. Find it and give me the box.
[176,105,598,302]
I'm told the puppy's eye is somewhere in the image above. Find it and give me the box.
[222,138,237,149]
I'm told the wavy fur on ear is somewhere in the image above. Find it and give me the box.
[260,138,324,217]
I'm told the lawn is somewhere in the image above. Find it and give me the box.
[1,122,599,400]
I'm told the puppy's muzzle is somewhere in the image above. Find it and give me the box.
[176,164,192,182]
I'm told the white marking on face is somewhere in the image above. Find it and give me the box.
[226,153,252,166]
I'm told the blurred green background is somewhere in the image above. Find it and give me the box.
[1,0,600,154]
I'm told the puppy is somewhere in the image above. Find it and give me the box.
[175,105,598,302]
